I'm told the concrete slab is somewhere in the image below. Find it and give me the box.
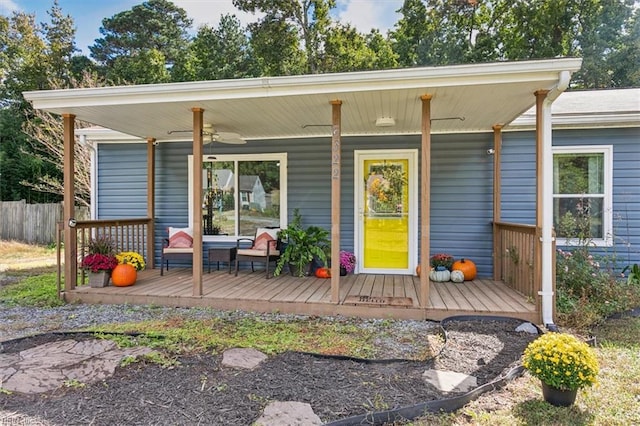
[221,347,268,370]
[422,369,478,393]
[255,401,322,426]
[1,338,156,394]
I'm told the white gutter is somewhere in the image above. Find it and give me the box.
[540,70,571,328]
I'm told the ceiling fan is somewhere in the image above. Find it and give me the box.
[167,123,246,144]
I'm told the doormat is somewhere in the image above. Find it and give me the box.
[344,295,413,307]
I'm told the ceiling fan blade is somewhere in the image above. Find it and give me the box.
[214,132,246,144]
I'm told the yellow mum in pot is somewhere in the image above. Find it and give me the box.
[522,332,598,391]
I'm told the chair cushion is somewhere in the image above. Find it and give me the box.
[163,247,193,254]
[168,227,193,248]
[238,248,280,257]
[253,228,280,251]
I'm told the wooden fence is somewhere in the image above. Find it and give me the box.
[0,200,88,245]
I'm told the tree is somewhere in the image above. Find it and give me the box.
[172,14,258,82]
[320,24,397,72]
[0,3,90,204]
[389,0,429,67]
[233,0,336,74]
[248,16,307,76]
[89,0,192,83]
[41,0,77,86]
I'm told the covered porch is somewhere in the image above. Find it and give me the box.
[29,59,582,326]
[65,268,537,323]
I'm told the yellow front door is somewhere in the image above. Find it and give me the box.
[357,150,416,274]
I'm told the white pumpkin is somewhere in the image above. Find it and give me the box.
[450,269,465,283]
[429,268,451,282]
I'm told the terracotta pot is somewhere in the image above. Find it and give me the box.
[541,381,577,407]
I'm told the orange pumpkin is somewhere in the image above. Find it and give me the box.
[111,263,137,287]
[315,267,331,278]
[416,264,421,277]
[451,258,477,281]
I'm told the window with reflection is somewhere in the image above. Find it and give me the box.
[193,153,287,239]
[553,146,611,245]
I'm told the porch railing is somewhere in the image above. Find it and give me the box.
[56,218,153,293]
[493,221,539,304]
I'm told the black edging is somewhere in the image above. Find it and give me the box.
[324,315,541,426]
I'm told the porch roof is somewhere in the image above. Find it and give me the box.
[23,58,581,142]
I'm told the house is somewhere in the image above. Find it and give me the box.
[27,57,638,325]
[238,175,267,211]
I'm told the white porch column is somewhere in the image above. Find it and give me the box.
[536,90,554,326]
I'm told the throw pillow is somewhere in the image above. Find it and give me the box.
[253,228,278,251]
[168,227,193,248]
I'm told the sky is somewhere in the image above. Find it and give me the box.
[0,0,403,56]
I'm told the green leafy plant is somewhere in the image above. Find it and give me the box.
[522,332,599,391]
[274,209,330,277]
[622,263,640,285]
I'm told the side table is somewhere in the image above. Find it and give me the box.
[208,247,237,273]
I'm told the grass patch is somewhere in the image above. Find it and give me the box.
[0,240,55,260]
[0,272,63,308]
[90,316,382,359]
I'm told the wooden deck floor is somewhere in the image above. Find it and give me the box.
[67,268,538,322]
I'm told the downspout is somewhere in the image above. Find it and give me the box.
[79,134,98,220]
[540,70,570,330]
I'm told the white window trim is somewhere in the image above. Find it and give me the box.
[188,153,288,242]
[553,145,613,247]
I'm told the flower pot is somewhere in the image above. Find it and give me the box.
[88,270,110,288]
[541,381,577,407]
[289,262,311,277]
[340,266,347,276]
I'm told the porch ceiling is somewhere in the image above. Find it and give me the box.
[24,58,582,142]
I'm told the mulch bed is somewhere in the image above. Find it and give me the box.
[0,319,538,425]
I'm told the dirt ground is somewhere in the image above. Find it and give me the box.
[0,319,537,425]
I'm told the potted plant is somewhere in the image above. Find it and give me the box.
[274,209,330,277]
[522,332,599,406]
[429,253,454,282]
[81,236,118,287]
[339,250,357,275]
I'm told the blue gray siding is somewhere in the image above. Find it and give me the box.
[97,133,497,275]
[501,127,640,266]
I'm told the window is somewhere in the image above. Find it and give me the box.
[188,153,287,240]
[553,146,612,246]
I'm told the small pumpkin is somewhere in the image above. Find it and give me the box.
[452,258,477,281]
[429,267,451,282]
[314,267,331,279]
[111,263,137,287]
[416,264,421,277]
[450,269,465,283]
